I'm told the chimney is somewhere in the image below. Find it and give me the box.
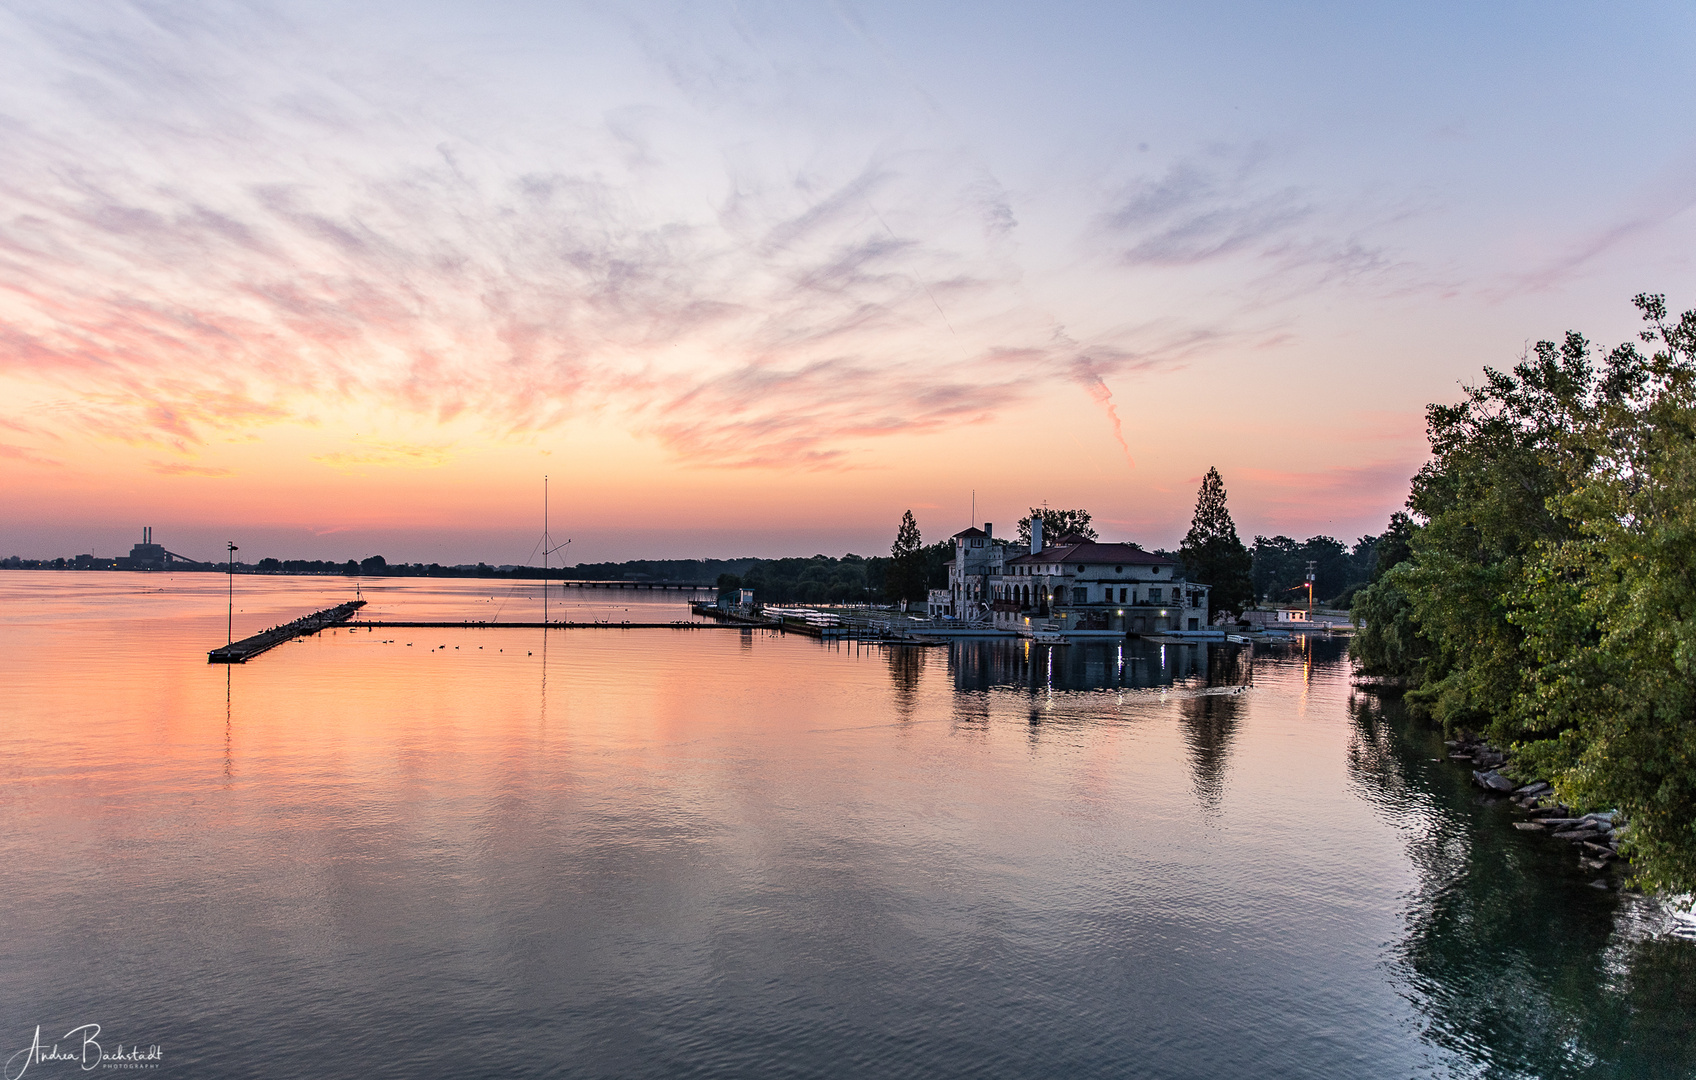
[1030,516,1043,555]
[984,522,993,540]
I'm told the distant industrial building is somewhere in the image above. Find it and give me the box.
[115,528,200,571]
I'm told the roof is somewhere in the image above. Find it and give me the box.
[951,527,988,539]
[1006,541,1175,568]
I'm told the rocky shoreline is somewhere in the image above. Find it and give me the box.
[1447,734,1630,889]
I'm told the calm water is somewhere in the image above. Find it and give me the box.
[2,573,1692,1079]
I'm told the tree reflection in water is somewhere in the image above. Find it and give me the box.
[1179,693,1240,813]
[1347,690,1696,1078]
[886,643,926,721]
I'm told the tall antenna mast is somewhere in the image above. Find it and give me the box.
[540,474,571,629]
[544,475,548,627]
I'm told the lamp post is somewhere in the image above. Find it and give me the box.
[227,541,239,645]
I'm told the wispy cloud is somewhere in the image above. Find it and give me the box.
[149,460,232,476]
[0,3,1419,479]
[314,439,455,470]
[0,442,62,466]
[1096,145,1414,302]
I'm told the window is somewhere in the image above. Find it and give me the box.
[1119,587,1126,602]
[1072,586,1087,603]
[1114,565,1123,573]
[1149,587,1162,602]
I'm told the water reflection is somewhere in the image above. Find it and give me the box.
[1178,694,1240,813]
[943,637,1241,693]
[1346,687,1696,1078]
[12,575,1695,1080]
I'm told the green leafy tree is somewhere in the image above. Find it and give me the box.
[1252,534,1366,604]
[921,540,954,590]
[1178,467,1253,620]
[1250,535,1300,600]
[1349,513,1424,678]
[1016,508,1098,547]
[886,511,927,603]
[1372,292,1696,893]
[744,556,872,604]
[1398,329,1601,731]
[1509,295,1696,892]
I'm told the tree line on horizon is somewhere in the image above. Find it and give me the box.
[1350,293,1696,895]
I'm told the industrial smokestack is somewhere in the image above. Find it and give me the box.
[1030,516,1043,555]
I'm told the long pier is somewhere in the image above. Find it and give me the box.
[206,600,941,663]
[349,620,760,630]
[208,600,366,663]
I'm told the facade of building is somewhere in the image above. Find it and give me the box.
[939,524,1004,622]
[938,518,1210,635]
[994,535,1208,635]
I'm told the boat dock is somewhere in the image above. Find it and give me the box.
[208,600,367,663]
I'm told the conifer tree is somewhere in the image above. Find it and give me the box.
[1179,467,1254,620]
[887,510,926,603]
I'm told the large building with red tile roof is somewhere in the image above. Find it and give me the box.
[931,517,1210,636]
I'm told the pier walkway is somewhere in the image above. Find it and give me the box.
[208,600,366,663]
[207,603,945,663]
[349,620,756,630]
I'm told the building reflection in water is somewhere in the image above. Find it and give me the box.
[943,637,1248,694]
[938,637,1254,774]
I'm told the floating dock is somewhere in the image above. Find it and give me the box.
[208,600,366,663]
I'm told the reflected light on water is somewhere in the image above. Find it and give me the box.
[0,572,1692,1079]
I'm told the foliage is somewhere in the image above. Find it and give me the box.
[1373,293,1696,893]
[921,540,954,591]
[1397,328,1603,731]
[1348,513,1424,678]
[1177,467,1254,619]
[1250,534,1375,604]
[1016,508,1098,547]
[744,555,877,605]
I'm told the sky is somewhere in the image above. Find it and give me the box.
[3,0,1695,565]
